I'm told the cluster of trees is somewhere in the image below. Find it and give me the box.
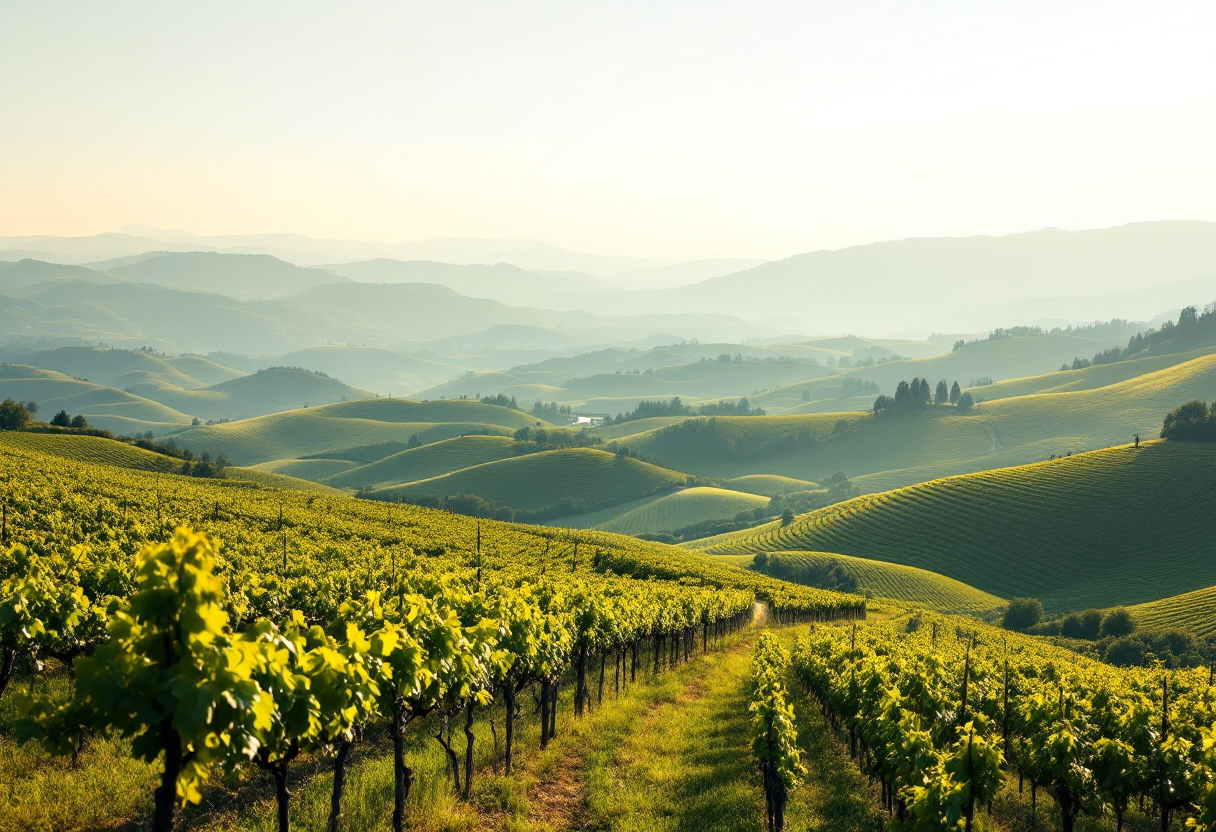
[0,398,37,430]
[609,396,766,425]
[752,553,860,595]
[1072,303,1216,368]
[1161,400,1216,441]
[479,393,518,409]
[874,378,973,414]
[511,426,602,451]
[1001,597,1212,668]
[532,400,572,420]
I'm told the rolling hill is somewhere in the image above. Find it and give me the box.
[723,475,821,496]
[621,351,1216,493]
[128,367,373,421]
[1124,585,1216,639]
[324,435,520,491]
[0,430,184,471]
[3,346,244,390]
[551,486,769,535]
[693,440,1216,613]
[751,550,1005,615]
[109,251,346,300]
[268,346,465,396]
[375,447,687,511]
[0,365,194,434]
[169,398,537,464]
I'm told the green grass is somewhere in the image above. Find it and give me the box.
[543,486,768,535]
[224,468,345,495]
[695,441,1216,613]
[723,474,819,496]
[325,435,518,490]
[1125,584,1216,639]
[379,448,687,511]
[753,550,1006,614]
[590,417,692,440]
[250,458,360,482]
[170,398,535,464]
[0,431,181,471]
[584,487,768,535]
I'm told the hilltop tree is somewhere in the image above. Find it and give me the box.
[957,392,975,412]
[893,381,911,410]
[50,410,71,428]
[0,399,31,431]
[934,380,949,405]
[1160,400,1216,441]
[917,378,932,408]
[950,381,962,404]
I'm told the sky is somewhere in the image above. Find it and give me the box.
[1,1,1214,261]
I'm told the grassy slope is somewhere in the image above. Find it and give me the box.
[250,458,360,482]
[624,352,1216,493]
[380,448,687,510]
[1125,585,1216,639]
[695,441,1216,613]
[724,474,820,496]
[585,487,769,535]
[325,435,518,490]
[754,550,1005,614]
[170,398,535,464]
[224,467,344,495]
[968,345,1216,401]
[590,416,691,440]
[0,431,181,471]
[0,368,194,433]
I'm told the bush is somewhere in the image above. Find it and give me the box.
[1001,597,1043,631]
[1099,607,1136,638]
[1059,609,1103,640]
[957,392,975,412]
[1104,636,1149,667]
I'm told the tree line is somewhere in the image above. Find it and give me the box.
[608,395,766,425]
[1069,303,1216,370]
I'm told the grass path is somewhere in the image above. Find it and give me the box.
[505,628,882,832]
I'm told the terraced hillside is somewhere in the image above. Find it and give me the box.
[694,441,1216,613]
[0,430,182,471]
[325,435,518,490]
[624,351,1216,493]
[553,486,769,534]
[1125,585,1216,639]
[250,458,360,481]
[170,398,535,464]
[752,551,1005,615]
[377,447,687,510]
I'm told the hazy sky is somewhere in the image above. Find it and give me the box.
[2,1,1214,260]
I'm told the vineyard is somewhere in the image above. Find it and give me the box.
[787,614,1216,831]
[755,551,1006,615]
[0,440,862,831]
[697,441,1216,613]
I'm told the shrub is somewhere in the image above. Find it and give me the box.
[1001,597,1043,631]
[1104,635,1150,667]
[957,392,975,412]
[1060,609,1103,640]
[1099,608,1136,638]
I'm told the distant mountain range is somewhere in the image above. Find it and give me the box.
[2,222,1213,342]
